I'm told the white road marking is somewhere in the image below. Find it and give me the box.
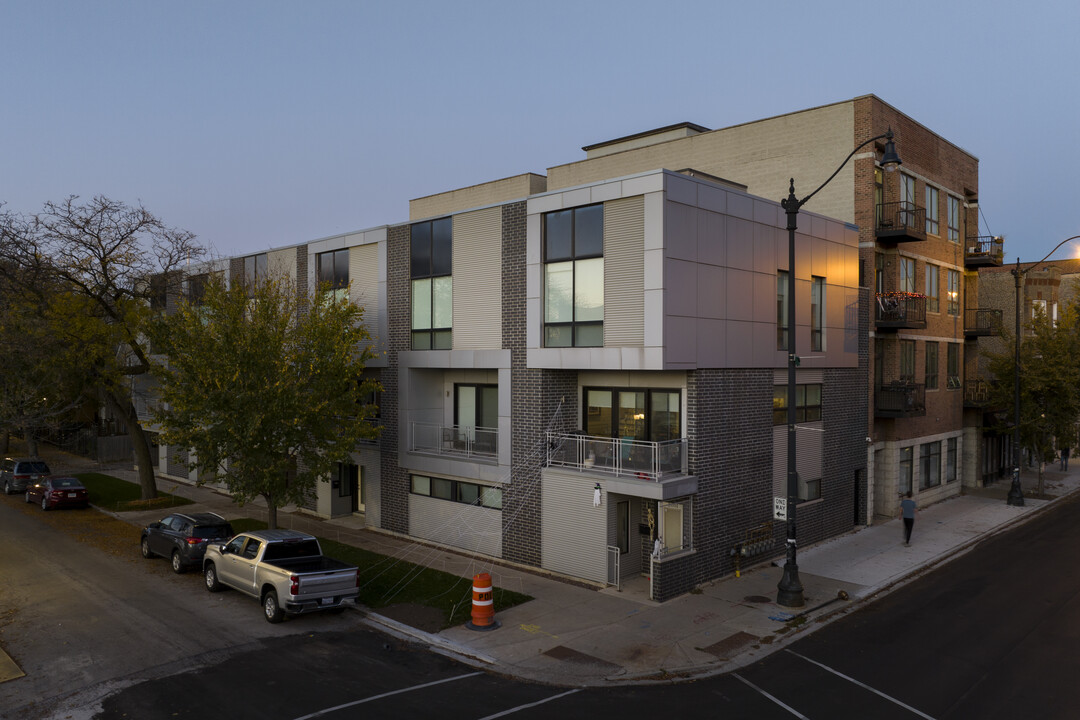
[475,688,583,719]
[291,671,483,720]
[731,673,810,718]
[786,649,937,719]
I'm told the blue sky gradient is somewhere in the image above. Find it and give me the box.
[3,1,1078,262]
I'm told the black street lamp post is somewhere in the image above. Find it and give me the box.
[1008,235,1080,507]
[776,130,902,607]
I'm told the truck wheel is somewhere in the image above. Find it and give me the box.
[263,590,285,623]
[140,537,153,559]
[204,563,221,592]
[171,550,186,574]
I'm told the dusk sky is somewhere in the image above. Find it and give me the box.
[3,1,1078,263]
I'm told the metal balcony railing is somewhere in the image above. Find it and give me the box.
[964,308,1003,337]
[875,382,926,418]
[409,422,497,459]
[964,378,993,407]
[965,236,1004,267]
[875,292,927,329]
[545,432,686,481]
[876,202,927,243]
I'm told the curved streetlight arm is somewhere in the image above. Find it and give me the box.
[783,129,898,213]
[1024,234,1080,273]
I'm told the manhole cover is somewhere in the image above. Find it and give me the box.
[744,595,772,603]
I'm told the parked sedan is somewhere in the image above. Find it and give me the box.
[25,476,88,510]
[141,512,235,573]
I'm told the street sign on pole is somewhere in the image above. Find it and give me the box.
[774,497,787,521]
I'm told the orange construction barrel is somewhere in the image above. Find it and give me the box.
[466,572,500,631]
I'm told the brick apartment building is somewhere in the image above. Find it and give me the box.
[145,95,991,600]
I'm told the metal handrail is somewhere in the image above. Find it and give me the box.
[545,432,686,480]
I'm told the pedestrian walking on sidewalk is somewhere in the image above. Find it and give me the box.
[1060,447,1070,471]
[900,491,917,546]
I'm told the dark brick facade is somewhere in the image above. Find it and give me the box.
[380,223,410,535]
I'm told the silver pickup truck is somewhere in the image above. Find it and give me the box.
[203,529,359,623]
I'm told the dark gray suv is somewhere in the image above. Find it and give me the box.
[2,457,51,495]
[140,512,235,574]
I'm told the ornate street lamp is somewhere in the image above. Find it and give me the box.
[1008,235,1080,506]
[777,129,901,608]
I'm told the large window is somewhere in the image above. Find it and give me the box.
[925,341,939,390]
[317,249,349,301]
[947,269,960,316]
[411,218,453,350]
[925,264,939,313]
[544,205,603,347]
[810,276,825,352]
[657,498,692,556]
[777,270,789,350]
[187,273,208,306]
[410,474,502,509]
[925,185,940,235]
[948,196,961,243]
[455,384,498,452]
[772,384,822,425]
[584,388,680,441]
[947,343,961,389]
[920,441,941,489]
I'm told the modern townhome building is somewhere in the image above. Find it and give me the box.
[543,95,996,519]
[143,95,987,600]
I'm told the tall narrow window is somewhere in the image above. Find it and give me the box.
[948,196,961,243]
[925,264,939,313]
[899,446,913,494]
[244,253,268,297]
[925,185,940,235]
[947,438,958,483]
[920,441,941,489]
[947,269,960,316]
[901,173,916,206]
[411,218,452,350]
[900,257,915,293]
[947,343,960,389]
[925,341,939,390]
[317,249,349,302]
[544,205,603,347]
[900,340,916,383]
[811,276,825,352]
[777,270,789,350]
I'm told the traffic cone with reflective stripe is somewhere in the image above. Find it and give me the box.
[466,572,500,631]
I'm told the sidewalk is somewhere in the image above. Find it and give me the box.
[28,446,1080,687]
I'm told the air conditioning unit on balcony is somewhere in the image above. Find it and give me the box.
[947,376,962,389]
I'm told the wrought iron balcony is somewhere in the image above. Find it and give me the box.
[964,308,1003,338]
[876,202,927,244]
[875,382,926,418]
[875,292,927,330]
[965,236,1004,268]
[545,432,686,481]
[409,422,497,459]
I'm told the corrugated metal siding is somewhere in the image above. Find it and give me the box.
[408,495,502,557]
[453,207,502,349]
[541,470,609,583]
[350,244,379,323]
[603,196,645,347]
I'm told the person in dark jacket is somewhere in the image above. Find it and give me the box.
[900,491,917,546]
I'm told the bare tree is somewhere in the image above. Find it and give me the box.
[0,196,203,498]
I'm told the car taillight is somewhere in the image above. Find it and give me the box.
[290,576,299,595]
[185,537,201,545]
[50,490,64,497]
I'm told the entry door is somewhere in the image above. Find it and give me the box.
[348,464,360,513]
